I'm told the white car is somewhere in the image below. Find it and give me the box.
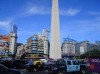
[56,58,80,73]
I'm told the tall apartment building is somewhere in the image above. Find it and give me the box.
[9,32,17,55]
[61,38,77,56]
[27,34,38,54]
[9,24,18,55]
[27,29,49,57]
[41,29,49,55]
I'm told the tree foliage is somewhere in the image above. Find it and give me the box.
[80,49,100,59]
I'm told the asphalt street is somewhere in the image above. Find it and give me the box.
[20,69,82,74]
[24,72,47,74]
[20,69,47,74]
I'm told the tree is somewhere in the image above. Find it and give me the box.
[80,49,100,59]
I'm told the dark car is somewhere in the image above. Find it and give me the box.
[12,59,26,69]
[79,60,87,74]
[25,59,44,72]
[44,59,58,74]
[0,64,23,74]
[0,60,13,68]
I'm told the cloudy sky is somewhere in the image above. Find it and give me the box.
[0,0,100,44]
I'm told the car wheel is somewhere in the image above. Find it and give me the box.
[81,69,86,74]
[34,68,37,72]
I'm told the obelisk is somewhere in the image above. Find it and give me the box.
[50,0,61,60]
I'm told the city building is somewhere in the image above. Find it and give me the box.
[75,40,97,56]
[9,24,18,56]
[95,41,100,51]
[24,44,28,52]
[0,24,18,57]
[27,34,38,54]
[16,43,24,57]
[9,32,17,55]
[26,29,49,58]
[40,29,49,56]
[62,38,100,57]
[75,43,80,56]
[61,37,77,56]
[79,40,90,55]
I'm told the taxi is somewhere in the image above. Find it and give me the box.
[25,59,44,72]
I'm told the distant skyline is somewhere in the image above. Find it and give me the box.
[0,0,100,44]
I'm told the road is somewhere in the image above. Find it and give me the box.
[20,69,82,74]
[24,72,47,74]
[20,69,47,74]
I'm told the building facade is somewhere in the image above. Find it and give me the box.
[27,34,38,54]
[16,43,24,57]
[0,33,17,56]
[27,29,49,58]
[9,32,17,55]
[61,38,77,56]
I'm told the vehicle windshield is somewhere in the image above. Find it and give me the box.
[67,60,71,65]
[79,61,86,64]
[73,61,79,65]
[0,64,8,70]
[28,61,33,65]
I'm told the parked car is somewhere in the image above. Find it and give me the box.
[55,58,80,74]
[0,60,13,68]
[44,58,80,74]
[25,59,44,72]
[44,59,58,74]
[12,59,26,69]
[0,64,23,74]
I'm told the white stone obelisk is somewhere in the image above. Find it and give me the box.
[50,0,61,60]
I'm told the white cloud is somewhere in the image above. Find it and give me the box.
[26,6,50,15]
[25,5,80,16]
[60,8,80,16]
[0,20,12,32]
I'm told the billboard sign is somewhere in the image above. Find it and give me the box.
[0,35,10,50]
[88,58,100,73]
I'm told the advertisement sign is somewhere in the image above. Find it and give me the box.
[0,40,9,47]
[88,58,100,73]
[0,35,10,50]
